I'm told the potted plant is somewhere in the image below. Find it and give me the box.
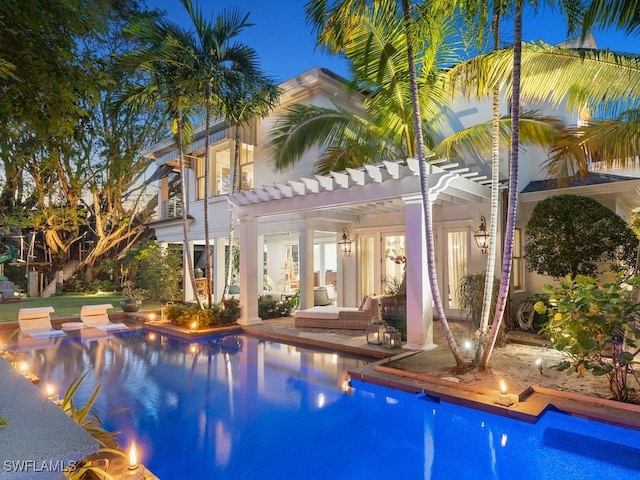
[120,281,145,312]
[380,276,406,340]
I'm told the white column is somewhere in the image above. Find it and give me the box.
[299,228,314,310]
[183,241,194,302]
[403,196,436,351]
[238,216,261,325]
[214,237,226,301]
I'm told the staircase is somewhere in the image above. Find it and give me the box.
[41,260,80,297]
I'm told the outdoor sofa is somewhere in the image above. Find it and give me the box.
[294,295,380,330]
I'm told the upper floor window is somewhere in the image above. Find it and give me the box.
[239,143,254,191]
[195,155,206,200]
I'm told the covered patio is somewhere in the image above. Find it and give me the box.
[231,158,492,351]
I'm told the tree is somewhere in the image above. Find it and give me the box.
[525,194,637,278]
[304,0,466,368]
[0,0,164,279]
[125,13,203,306]
[220,73,281,298]
[580,0,640,37]
[177,0,265,305]
[288,0,567,369]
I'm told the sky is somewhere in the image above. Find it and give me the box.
[146,0,640,84]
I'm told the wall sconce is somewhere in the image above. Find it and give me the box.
[338,229,352,256]
[474,216,490,254]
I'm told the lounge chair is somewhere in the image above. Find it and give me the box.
[18,307,65,339]
[80,304,128,331]
[294,296,380,330]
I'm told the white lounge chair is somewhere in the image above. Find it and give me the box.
[18,307,65,339]
[80,304,128,331]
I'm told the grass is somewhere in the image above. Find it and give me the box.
[0,294,162,322]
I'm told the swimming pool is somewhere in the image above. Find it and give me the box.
[14,329,640,479]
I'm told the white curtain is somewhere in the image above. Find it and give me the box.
[447,231,468,309]
[359,236,376,298]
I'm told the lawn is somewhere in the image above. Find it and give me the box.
[0,294,162,322]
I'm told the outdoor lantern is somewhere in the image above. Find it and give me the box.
[366,320,387,345]
[338,229,352,256]
[383,326,402,349]
[474,216,490,254]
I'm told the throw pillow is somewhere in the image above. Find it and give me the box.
[358,295,369,311]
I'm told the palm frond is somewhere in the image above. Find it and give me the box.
[582,0,640,37]
[447,42,640,118]
[547,109,640,176]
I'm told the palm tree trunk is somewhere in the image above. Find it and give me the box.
[479,0,522,370]
[176,109,202,308]
[203,80,213,306]
[401,0,465,369]
[475,1,501,364]
[223,125,241,298]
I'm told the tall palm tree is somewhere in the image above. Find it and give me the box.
[288,0,566,369]
[220,73,280,298]
[124,15,203,307]
[458,0,505,364]
[177,0,262,305]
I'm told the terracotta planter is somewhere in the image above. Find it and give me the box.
[120,298,142,313]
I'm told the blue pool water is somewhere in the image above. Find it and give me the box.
[14,328,640,479]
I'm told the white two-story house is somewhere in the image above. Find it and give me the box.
[144,63,640,352]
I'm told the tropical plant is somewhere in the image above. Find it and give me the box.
[124,12,203,308]
[166,298,241,328]
[258,296,294,319]
[458,272,500,329]
[221,74,281,298]
[535,273,640,403]
[296,0,571,371]
[175,0,275,305]
[124,241,183,303]
[61,373,127,479]
[525,194,638,278]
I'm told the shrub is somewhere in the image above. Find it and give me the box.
[124,241,182,303]
[258,296,293,319]
[525,194,638,278]
[535,273,640,403]
[166,299,241,328]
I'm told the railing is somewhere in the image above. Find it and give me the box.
[163,198,183,219]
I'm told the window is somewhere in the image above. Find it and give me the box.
[512,228,523,290]
[195,155,206,200]
[239,143,254,191]
[215,150,231,196]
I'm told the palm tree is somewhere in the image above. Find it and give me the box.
[177,0,262,305]
[220,73,280,298]
[124,14,203,307]
[285,0,567,369]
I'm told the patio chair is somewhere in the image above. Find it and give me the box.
[80,304,128,331]
[294,296,380,330]
[18,307,65,339]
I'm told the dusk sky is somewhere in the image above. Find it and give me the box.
[146,0,640,83]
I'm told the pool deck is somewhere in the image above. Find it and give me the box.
[239,315,640,433]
